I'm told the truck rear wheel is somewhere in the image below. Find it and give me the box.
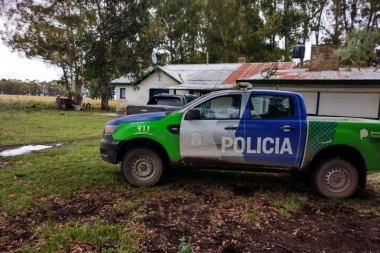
[311,158,359,198]
[121,148,164,187]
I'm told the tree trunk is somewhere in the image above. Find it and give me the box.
[100,82,109,110]
[75,83,83,105]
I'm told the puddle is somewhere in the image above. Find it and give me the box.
[0,143,65,157]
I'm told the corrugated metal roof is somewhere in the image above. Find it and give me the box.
[155,66,183,83]
[111,75,134,84]
[111,63,380,87]
[222,62,294,84]
[245,67,380,80]
[111,62,295,85]
[110,65,183,84]
[163,64,241,85]
[166,84,234,90]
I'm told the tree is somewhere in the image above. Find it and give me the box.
[82,0,154,110]
[154,0,204,64]
[2,0,155,110]
[244,0,285,61]
[1,0,88,105]
[334,29,380,69]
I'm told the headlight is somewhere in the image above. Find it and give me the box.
[104,125,119,134]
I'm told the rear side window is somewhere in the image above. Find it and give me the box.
[250,95,293,119]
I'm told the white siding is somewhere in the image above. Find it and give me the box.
[174,90,190,95]
[114,71,180,106]
[319,92,380,118]
[297,91,318,115]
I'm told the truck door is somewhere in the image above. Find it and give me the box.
[241,93,307,168]
[180,94,247,164]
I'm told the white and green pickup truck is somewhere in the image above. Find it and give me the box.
[100,88,380,198]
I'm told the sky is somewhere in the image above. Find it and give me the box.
[0,42,62,82]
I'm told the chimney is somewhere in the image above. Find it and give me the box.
[309,44,340,71]
[238,57,246,63]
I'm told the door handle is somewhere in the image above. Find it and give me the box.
[225,126,239,130]
[281,125,295,131]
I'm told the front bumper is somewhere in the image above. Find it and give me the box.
[100,134,122,164]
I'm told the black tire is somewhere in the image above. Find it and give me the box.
[121,147,164,187]
[311,158,359,198]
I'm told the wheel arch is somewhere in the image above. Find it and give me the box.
[116,138,170,165]
[309,145,367,188]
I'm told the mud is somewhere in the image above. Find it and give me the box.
[1,185,380,252]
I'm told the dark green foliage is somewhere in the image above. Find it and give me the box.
[82,0,155,110]
[0,79,65,97]
[334,29,380,70]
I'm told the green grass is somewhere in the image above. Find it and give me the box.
[18,220,141,253]
[0,140,119,211]
[0,107,111,146]
[1,101,380,252]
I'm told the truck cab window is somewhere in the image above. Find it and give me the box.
[156,98,182,106]
[195,95,242,119]
[250,95,293,119]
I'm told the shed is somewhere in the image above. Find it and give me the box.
[237,67,380,119]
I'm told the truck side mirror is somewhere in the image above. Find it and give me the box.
[185,108,200,120]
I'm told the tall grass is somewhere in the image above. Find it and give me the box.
[0,95,117,114]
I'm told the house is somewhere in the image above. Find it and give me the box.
[111,61,294,107]
[112,44,380,119]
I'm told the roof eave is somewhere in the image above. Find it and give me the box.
[237,79,380,85]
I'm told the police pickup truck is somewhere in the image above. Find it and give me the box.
[100,87,380,198]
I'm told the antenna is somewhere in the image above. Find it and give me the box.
[151,52,157,65]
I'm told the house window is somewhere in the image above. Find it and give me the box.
[120,88,126,99]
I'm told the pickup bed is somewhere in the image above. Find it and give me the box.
[100,88,380,198]
[125,94,198,115]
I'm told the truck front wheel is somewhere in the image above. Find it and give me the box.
[311,158,359,198]
[121,148,164,187]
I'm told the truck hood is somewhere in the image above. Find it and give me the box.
[107,112,167,125]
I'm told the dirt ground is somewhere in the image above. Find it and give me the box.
[1,183,380,253]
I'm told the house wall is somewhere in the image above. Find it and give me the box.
[318,92,379,118]
[174,89,190,95]
[114,72,180,108]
